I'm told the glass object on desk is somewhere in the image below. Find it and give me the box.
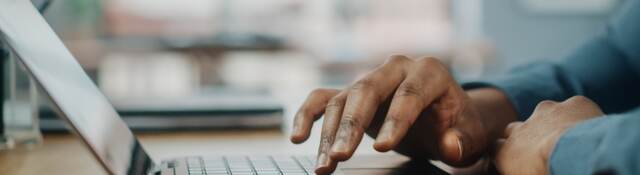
[2,50,42,149]
[0,42,8,150]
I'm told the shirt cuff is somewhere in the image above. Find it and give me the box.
[550,109,640,175]
[548,116,608,175]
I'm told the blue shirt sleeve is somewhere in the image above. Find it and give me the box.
[463,1,640,174]
[550,108,640,175]
[463,0,640,121]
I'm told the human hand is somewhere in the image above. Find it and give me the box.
[494,96,604,175]
[290,55,496,174]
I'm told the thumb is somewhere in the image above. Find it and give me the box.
[439,116,489,166]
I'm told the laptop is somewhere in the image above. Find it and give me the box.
[0,1,450,174]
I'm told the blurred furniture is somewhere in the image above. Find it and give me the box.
[0,29,6,147]
[38,91,284,131]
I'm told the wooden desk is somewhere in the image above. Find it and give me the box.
[0,129,489,175]
[0,129,293,175]
[0,129,408,175]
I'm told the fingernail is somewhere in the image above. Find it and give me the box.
[456,135,464,161]
[316,153,329,168]
[441,129,467,163]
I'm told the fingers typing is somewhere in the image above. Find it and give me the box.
[328,57,409,161]
[315,92,347,174]
[291,88,339,143]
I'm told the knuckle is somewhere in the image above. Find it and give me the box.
[560,96,602,115]
[395,82,424,98]
[320,134,335,145]
[415,57,441,66]
[326,97,345,110]
[536,100,557,109]
[309,88,339,99]
[569,95,588,100]
[341,114,365,131]
[565,95,591,104]
[310,88,330,96]
[506,123,521,133]
[351,78,376,91]
[415,57,447,72]
[385,55,411,65]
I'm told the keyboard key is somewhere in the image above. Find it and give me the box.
[256,173,281,175]
[183,156,316,175]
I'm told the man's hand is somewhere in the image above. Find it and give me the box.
[290,55,515,174]
[494,96,604,175]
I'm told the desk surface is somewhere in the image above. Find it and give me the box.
[0,129,285,175]
[1,129,494,175]
[0,129,413,175]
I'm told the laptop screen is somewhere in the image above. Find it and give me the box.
[0,1,154,174]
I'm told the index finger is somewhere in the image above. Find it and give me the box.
[329,56,410,160]
[315,92,347,174]
[291,88,340,143]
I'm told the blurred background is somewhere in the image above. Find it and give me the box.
[0,0,626,167]
[33,0,621,135]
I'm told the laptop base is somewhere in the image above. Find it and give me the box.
[158,154,450,175]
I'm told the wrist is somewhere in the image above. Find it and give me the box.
[542,131,563,175]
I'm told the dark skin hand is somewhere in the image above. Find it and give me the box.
[494,96,604,175]
[290,55,518,174]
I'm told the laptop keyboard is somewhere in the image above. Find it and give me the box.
[185,156,315,175]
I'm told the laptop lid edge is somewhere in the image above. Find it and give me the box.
[0,1,158,174]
